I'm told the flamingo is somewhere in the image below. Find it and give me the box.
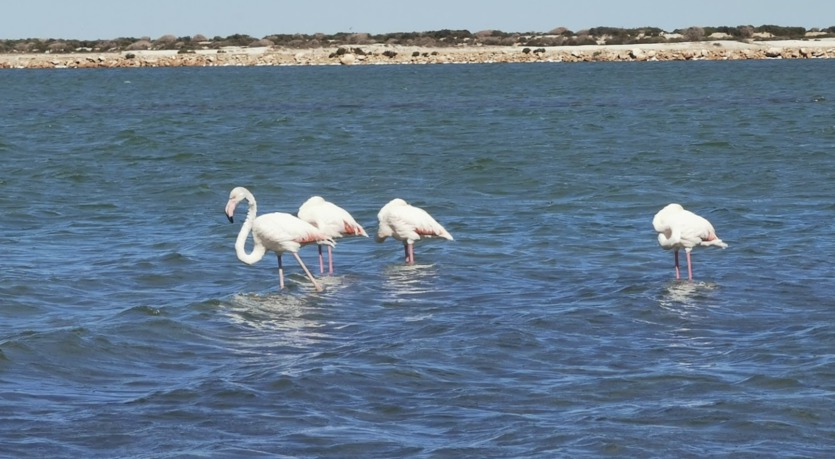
[653,203,728,280]
[376,198,453,264]
[297,196,368,275]
[225,187,334,292]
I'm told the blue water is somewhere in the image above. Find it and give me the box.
[2,60,834,458]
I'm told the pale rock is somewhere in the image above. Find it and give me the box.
[765,48,783,58]
[629,48,646,60]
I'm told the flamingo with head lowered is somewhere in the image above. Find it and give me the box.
[225,187,334,292]
[653,203,728,280]
[376,198,453,264]
[298,196,368,275]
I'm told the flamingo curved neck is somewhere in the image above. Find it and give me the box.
[235,195,266,265]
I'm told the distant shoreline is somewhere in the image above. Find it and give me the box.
[2,38,834,69]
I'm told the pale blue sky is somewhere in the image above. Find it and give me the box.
[2,0,833,40]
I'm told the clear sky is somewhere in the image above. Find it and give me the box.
[2,0,833,40]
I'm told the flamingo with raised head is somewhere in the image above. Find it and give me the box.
[298,196,368,275]
[653,203,728,280]
[376,198,453,264]
[225,187,334,292]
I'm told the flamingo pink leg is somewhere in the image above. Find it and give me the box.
[686,251,694,280]
[327,245,334,275]
[293,252,323,292]
[277,254,285,289]
[674,251,681,280]
[317,245,325,275]
[404,242,415,264]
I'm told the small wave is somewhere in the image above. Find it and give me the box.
[116,304,164,317]
[738,373,803,389]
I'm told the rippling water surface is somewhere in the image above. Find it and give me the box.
[2,60,834,457]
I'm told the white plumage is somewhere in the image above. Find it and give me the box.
[653,203,727,280]
[376,198,453,264]
[298,196,368,274]
[225,187,334,291]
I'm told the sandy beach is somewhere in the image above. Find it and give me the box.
[1,38,834,69]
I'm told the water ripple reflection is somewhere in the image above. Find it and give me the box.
[2,61,835,457]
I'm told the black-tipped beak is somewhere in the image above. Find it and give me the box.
[227,215,234,223]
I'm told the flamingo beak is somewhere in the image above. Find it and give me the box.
[225,200,237,223]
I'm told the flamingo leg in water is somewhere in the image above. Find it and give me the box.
[686,251,694,280]
[403,242,415,264]
[674,250,681,280]
[327,245,334,275]
[317,245,325,275]
[277,254,285,289]
[293,252,323,292]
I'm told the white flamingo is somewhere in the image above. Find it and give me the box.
[225,187,334,292]
[376,198,453,264]
[653,203,728,280]
[298,196,368,275]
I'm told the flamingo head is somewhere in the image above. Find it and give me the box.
[225,187,251,223]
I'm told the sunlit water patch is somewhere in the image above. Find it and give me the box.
[1,61,834,457]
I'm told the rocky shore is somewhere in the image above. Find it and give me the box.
[2,38,834,69]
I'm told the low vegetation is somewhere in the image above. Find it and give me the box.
[1,25,833,54]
